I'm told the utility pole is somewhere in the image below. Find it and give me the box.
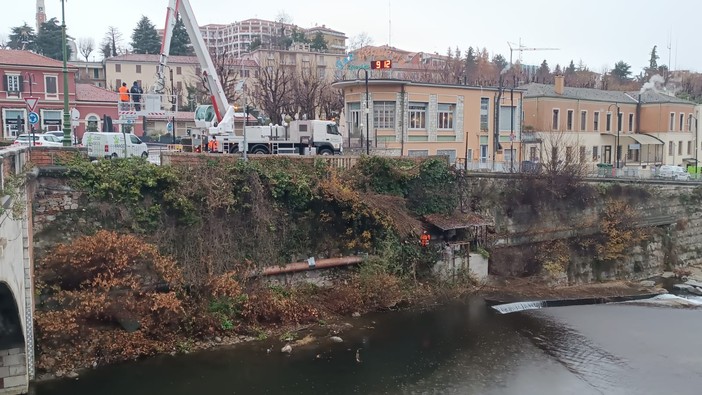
[60,0,71,146]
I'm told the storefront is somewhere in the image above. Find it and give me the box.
[2,108,27,139]
[40,109,63,132]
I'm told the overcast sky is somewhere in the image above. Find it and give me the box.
[2,0,701,74]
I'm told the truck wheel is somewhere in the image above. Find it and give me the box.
[111,153,118,159]
[141,151,149,159]
[252,146,268,154]
[319,148,333,156]
[229,145,239,154]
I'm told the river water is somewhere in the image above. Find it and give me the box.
[32,297,702,395]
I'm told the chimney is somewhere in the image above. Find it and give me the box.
[554,75,565,95]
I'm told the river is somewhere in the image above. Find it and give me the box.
[32,297,702,395]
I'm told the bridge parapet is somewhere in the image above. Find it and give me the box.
[0,147,34,394]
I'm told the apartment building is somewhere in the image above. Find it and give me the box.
[199,20,347,57]
[333,79,523,167]
[522,75,698,168]
[72,61,107,88]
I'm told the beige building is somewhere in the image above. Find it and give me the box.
[104,54,200,103]
[304,25,347,54]
[333,79,523,167]
[73,60,107,88]
[523,76,698,168]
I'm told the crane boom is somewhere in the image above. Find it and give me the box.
[155,0,232,127]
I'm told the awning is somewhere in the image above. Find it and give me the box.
[600,133,663,145]
[628,134,664,145]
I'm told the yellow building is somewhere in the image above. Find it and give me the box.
[333,79,524,168]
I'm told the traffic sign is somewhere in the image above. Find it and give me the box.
[28,112,39,125]
[167,122,173,132]
[24,97,39,112]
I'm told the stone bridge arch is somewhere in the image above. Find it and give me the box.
[0,282,26,394]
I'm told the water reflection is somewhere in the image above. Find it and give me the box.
[32,299,698,395]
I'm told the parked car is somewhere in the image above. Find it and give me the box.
[656,165,691,181]
[45,130,77,143]
[12,133,63,147]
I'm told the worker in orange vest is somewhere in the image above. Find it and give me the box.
[118,82,129,111]
[420,230,431,247]
[207,136,218,153]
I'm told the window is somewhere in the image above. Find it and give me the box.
[116,79,122,89]
[93,68,100,79]
[628,113,634,132]
[689,114,693,132]
[617,112,622,132]
[136,65,142,74]
[580,111,587,131]
[552,109,559,130]
[373,101,395,129]
[44,75,58,98]
[680,113,685,132]
[499,106,515,131]
[130,135,141,144]
[480,98,489,131]
[678,141,683,155]
[566,110,574,131]
[593,111,599,131]
[670,113,675,131]
[592,146,599,161]
[4,74,21,96]
[688,141,692,155]
[669,141,674,155]
[176,66,182,75]
[317,67,326,80]
[408,102,426,129]
[3,109,27,137]
[579,146,586,162]
[529,146,537,161]
[566,146,573,163]
[115,64,122,72]
[408,150,428,157]
[437,103,455,129]
[176,81,183,91]
[86,114,99,132]
[41,110,62,132]
[551,146,559,162]
[436,149,456,164]
[606,112,612,132]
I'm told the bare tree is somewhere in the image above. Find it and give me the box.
[251,60,294,125]
[348,32,373,51]
[275,11,293,24]
[78,37,95,61]
[190,47,243,108]
[291,67,326,120]
[0,34,8,49]
[101,26,124,58]
[319,87,344,120]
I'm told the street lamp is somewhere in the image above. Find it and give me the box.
[608,103,621,170]
[23,73,36,147]
[60,0,71,146]
[357,69,370,155]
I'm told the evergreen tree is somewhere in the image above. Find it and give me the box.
[554,64,562,75]
[492,54,508,71]
[101,42,112,59]
[310,32,327,52]
[648,45,659,70]
[8,23,37,51]
[131,16,161,54]
[36,18,72,60]
[612,60,632,81]
[170,16,193,56]
[536,60,550,83]
[464,47,477,83]
[566,60,576,74]
[290,28,308,44]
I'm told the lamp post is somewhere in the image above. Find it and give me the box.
[608,103,621,170]
[60,0,71,146]
[357,69,370,155]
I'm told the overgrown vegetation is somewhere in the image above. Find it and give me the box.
[35,155,464,374]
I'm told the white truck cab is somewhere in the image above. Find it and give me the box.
[82,132,149,160]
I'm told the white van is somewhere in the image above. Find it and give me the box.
[82,132,149,160]
[656,165,691,181]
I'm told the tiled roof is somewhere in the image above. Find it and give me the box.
[76,84,118,102]
[628,89,694,104]
[521,83,637,103]
[0,49,77,69]
[106,54,199,64]
[522,83,696,105]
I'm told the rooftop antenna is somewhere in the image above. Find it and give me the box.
[388,0,392,46]
[666,27,672,79]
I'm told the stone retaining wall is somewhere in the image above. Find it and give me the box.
[0,347,26,395]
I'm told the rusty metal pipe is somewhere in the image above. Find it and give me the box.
[259,256,364,277]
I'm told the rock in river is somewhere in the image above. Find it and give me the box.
[281,344,292,354]
[330,336,343,343]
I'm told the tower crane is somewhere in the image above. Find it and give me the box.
[507,40,559,65]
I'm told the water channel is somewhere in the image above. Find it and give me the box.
[32,297,702,395]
